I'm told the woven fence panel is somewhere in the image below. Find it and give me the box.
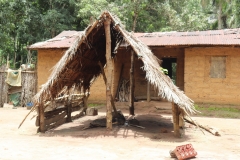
[21,72,37,107]
[0,72,8,107]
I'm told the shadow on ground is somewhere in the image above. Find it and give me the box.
[40,113,192,142]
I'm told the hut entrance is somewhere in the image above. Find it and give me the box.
[162,58,177,84]
[161,56,184,91]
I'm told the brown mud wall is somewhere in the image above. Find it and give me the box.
[185,47,240,105]
[37,49,66,90]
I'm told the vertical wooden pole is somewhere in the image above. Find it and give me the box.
[104,17,113,130]
[147,82,151,102]
[66,102,72,122]
[98,61,118,117]
[129,50,135,115]
[172,102,180,137]
[82,94,89,113]
[39,104,45,132]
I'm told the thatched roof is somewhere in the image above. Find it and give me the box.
[33,11,196,115]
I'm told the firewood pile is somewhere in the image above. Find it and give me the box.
[116,78,130,102]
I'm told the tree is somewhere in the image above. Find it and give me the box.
[201,0,232,29]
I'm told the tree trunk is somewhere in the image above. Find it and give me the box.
[172,103,180,137]
[104,17,113,130]
[39,105,45,132]
[218,3,223,29]
[129,50,135,115]
[98,61,118,117]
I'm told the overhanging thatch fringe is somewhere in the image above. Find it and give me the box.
[28,11,197,126]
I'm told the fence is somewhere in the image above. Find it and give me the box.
[0,67,37,107]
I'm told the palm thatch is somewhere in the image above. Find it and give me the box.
[33,11,196,116]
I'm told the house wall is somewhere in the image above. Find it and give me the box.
[151,47,185,91]
[37,48,106,103]
[185,47,240,105]
[37,49,66,90]
[90,47,185,103]
[90,48,154,103]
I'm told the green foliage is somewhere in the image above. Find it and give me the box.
[1,0,240,68]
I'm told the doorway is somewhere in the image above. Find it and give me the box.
[161,58,177,84]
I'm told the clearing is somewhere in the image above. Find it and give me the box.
[0,102,240,160]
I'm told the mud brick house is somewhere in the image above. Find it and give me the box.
[29,26,240,105]
[135,29,240,105]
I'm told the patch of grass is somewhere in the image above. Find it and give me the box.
[194,104,240,119]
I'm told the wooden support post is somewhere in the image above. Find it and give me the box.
[129,50,135,115]
[82,94,89,113]
[98,61,118,117]
[104,17,113,130]
[147,82,151,102]
[39,104,45,132]
[172,102,180,137]
[66,102,72,122]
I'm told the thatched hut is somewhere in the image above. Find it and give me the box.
[26,11,196,137]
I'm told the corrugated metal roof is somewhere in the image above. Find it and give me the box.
[135,28,240,46]
[29,28,240,49]
[28,31,82,49]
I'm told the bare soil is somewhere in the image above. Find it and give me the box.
[1,102,240,160]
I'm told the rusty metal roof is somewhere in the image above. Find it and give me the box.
[28,31,82,49]
[29,28,240,49]
[135,28,240,46]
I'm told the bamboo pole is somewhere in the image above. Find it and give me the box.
[172,102,180,137]
[104,17,113,130]
[39,104,45,132]
[129,50,135,115]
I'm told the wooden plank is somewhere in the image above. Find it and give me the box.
[172,103,180,137]
[45,112,67,126]
[45,117,67,131]
[104,17,113,130]
[44,107,67,118]
[129,50,135,115]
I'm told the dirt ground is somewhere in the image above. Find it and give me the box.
[0,102,240,160]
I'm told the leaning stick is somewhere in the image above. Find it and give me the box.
[184,117,220,136]
[18,105,36,129]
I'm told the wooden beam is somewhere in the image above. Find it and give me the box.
[104,17,113,130]
[39,104,45,132]
[98,61,118,116]
[172,102,181,137]
[66,102,72,122]
[129,50,135,115]
[147,82,151,102]
[45,112,67,126]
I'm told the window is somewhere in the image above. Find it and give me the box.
[210,56,226,78]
